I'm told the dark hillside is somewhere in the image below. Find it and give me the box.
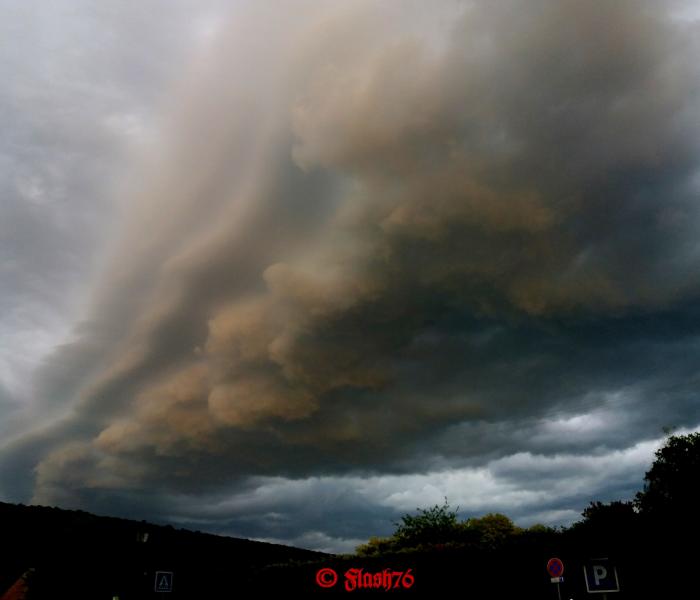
[0,502,326,599]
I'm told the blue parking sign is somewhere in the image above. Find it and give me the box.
[583,559,619,593]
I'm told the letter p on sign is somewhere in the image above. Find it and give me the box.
[593,565,607,586]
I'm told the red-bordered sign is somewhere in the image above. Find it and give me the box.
[547,558,564,578]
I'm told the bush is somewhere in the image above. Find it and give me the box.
[461,513,520,549]
[354,502,526,555]
[355,536,398,557]
[392,499,460,547]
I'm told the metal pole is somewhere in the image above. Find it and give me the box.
[556,582,561,600]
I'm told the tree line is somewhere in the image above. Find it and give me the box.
[356,431,700,556]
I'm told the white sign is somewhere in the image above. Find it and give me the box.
[155,571,174,593]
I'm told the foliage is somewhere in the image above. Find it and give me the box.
[570,500,639,547]
[634,432,700,520]
[523,523,556,534]
[355,535,397,557]
[355,501,525,555]
[392,499,460,547]
[581,500,637,526]
[460,513,520,549]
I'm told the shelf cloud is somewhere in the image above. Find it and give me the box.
[2,0,700,551]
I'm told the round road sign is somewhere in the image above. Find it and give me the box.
[546,558,564,577]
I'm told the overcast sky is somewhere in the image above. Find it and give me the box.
[1,0,700,554]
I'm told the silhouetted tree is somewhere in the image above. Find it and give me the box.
[461,513,520,549]
[393,498,460,547]
[634,432,700,525]
[355,502,526,555]
[581,500,637,527]
[355,499,460,555]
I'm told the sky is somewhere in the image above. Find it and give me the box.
[1,0,700,554]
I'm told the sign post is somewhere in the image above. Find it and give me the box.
[546,558,564,600]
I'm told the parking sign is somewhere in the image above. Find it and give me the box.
[583,559,619,593]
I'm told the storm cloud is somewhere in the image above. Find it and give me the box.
[2,0,700,551]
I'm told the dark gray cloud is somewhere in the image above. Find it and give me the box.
[2,0,700,552]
